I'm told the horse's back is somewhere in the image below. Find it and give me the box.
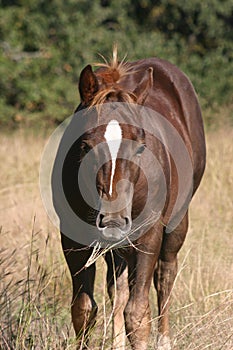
[124,58,206,192]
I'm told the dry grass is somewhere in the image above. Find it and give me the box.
[0,126,232,349]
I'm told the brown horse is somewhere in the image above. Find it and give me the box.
[52,49,206,349]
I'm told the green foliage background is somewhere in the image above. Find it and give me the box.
[0,0,232,127]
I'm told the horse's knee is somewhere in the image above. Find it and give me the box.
[123,296,151,350]
[155,259,177,293]
[124,295,151,335]
[71,292,97,335]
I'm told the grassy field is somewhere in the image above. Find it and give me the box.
[0,125,233,349]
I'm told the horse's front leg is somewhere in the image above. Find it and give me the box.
[105,251,129,350]
[61,234,97,349]
[124,228,163,350]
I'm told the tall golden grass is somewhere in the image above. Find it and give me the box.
[0,126,232,349]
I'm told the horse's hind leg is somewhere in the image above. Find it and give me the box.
[154,213,188,350]
[105,251,129,350]
[61,234,97,349]
[154,259,176,350]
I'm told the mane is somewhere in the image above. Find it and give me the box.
[90,46,136,108]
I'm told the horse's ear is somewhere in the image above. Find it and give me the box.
[133,67,153,105]
[79,65,99,106]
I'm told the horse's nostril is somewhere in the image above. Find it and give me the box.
[98,214,105,228]
[124,216,131,230]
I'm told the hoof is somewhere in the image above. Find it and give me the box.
[157,334,172,350]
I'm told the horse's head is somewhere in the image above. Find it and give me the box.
[76,63,153,242]
[79,117,146,241]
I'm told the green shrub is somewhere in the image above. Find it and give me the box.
[0,0,232,128]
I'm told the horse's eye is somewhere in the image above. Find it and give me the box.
[80,142,91,155]
[136,144,145,155]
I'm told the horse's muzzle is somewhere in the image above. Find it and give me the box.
[96,213,132,241]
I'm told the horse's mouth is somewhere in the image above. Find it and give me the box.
[98,226,130,242]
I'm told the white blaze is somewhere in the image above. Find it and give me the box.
[104,120,122,196]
